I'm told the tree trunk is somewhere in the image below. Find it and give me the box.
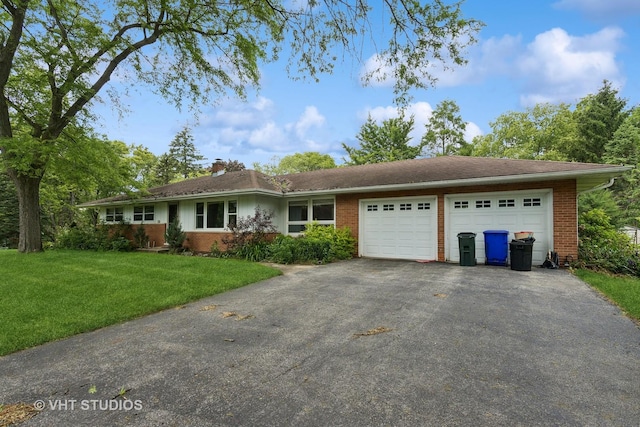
[8,170,43,253]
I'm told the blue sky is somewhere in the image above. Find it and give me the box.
[93,0,640,168]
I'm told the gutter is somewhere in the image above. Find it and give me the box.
[78,188,284,208]
[283,166,633,197]
[577,178,616,195]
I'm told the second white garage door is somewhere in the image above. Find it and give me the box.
[446,190,552,265]
[360,196,437,261]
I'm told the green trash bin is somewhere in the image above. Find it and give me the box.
[457,232,477,266]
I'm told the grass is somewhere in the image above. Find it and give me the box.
[0,250,281,356]
[575,269,640,323]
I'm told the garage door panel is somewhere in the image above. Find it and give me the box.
[361,197,437,260]
[447,192,551,265]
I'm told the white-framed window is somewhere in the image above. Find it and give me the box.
[195,200,238,230]
[475,200,491,208]
[287,198,335,233]
[499,199,515,208]
[417,202,431,210]
[523,197,542,207]
[133,205,154,222]
[454,201,469,209]
[105,207,124,222]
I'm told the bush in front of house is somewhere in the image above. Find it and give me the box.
[164,218,187,254]
[54,221,134,251]
[578,208,639,276]
[265,223,356,265]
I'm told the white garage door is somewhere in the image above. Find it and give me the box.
[360,197,437,260]
[446,190,552,265]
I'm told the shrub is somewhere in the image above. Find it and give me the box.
[165,218,187,253]
[222,207,277,259]
[133,225,149,249]
[53,221,133,252]
[267,224,356,264]
[578,209,639,276]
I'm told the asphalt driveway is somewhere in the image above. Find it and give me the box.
[1,259,639,426]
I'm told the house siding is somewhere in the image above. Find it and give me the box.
[336,179,578,263]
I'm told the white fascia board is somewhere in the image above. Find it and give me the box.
[283,167,632,197]
[81,189,283,207]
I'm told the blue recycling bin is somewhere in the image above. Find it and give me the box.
[483,230,509,266]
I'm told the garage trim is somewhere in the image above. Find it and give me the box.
[444,189,554,264]
[359,195,438,260]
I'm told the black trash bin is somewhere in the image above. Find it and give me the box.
[457,232,476,266]
[510,238,535,271]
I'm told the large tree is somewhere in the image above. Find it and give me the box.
[343,115,421,165]
[603,107,640,224]
[253,152,336,175]
[168,126,205,179]
[468,103,576,160]
[422,99,466,156]
[567,80,629,163]
[0,0,481,252]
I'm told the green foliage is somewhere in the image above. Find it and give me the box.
[568,80,629,163]
[604,107,640,224]
[1,0,481,252]
[422,99,467,156]
[578,190,624,228]
[468,103,575,160]
[253,152,336,175]
[54,221,134,252]
[577,209,639,276]
[133,225,149,249]
[164,219,187,253]
[222,207,277,254]
[168,126,205,179]
[343,115,422,165]
[267,223,356,264]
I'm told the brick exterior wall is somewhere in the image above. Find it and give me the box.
[336,179,578,262]
[141,224,167,248]
[183,232,233,253]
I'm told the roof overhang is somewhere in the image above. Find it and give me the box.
[78,188,284,207]
[283,166,633,197]
[79,164,633,206]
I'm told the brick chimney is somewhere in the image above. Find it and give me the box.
[211,158,225,176]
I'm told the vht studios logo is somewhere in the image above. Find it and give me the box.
[34,399,143,411]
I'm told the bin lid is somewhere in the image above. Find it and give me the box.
[457,232,476,237]
[483,230,509,235]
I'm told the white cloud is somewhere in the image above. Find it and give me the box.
[196,97,334,161]
[516,27,625,106]
[553,0,640,20]
[464,122,483,142]
[294,106,326,139]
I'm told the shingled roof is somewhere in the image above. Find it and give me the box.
[80,156,631,206]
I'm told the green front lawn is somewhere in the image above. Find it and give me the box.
[576,269,640,322]
[0,250,281,356]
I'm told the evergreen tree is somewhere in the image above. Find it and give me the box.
[568,80,629,163]
[168,127,205,179]
[342,115,421,165]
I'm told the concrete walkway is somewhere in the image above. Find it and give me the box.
[1,259,639,426]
